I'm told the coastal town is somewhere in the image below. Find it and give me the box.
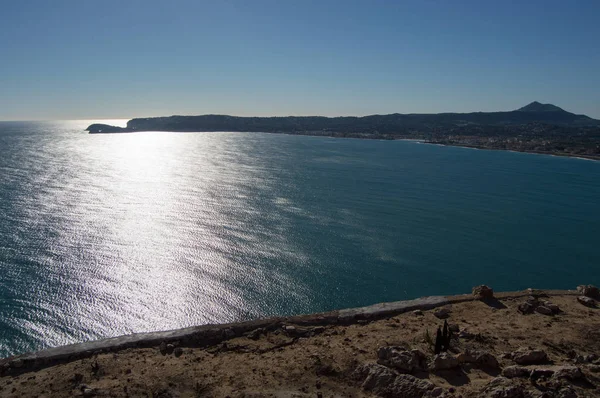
[425,123,600,160]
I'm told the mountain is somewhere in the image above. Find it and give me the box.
[87,102,600,134]
[517,101,566,113]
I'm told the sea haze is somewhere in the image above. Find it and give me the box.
[0,120,599,357]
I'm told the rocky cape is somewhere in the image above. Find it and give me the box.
[87,102,600,160]
[1,285,599,397]
[87,102,600,135]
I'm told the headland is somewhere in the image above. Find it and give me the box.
[86,102,600,160]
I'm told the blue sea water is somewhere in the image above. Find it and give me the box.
[0,120,599,357]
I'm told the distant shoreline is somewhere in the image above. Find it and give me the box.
[416,140,600,161]
[275,132,600,161]
[86,105,600,161]
[89,126,600,161]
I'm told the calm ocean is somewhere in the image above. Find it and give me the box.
[1,120,599,357]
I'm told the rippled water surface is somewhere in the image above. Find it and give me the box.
[1,120,599,357]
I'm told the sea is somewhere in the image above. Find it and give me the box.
[1,120,599,357]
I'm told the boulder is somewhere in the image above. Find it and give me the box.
[585,353,598,362]
[530,368,555,380]
[535,305,554,316]
[354,363,398,393]
[556,386,578,398]
[502,366,531,378]
[577,296,596,307]
[433,308,451,319]
[520,297,560,316]
[82,388,96,397]
[553,366,583,380]
[354,363,436,397]
[165,344,175,355]
[577,284,600,298]
[473,285,494,299]
[542,301,560,314]
[429,352,460,371]
[512,349,548,365]
[377,347,427,373]
[413,309,424,316]
[480,377,526,398]
[476,352,501,369]
[159,342,168,355]
[456,352,474,364]
[458,350,499,368]
[387,374,436,398]
[517,302,535,315]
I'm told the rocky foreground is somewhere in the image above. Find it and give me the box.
[1,286,600,398]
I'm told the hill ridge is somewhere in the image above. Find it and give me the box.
[517,101,567,113]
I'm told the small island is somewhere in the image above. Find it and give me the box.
[86,124,133,134]
[87,102,600,160]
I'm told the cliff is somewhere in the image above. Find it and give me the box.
[1,286,599,397]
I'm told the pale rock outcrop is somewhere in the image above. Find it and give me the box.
[354,363,437,397]
[433,308,451,319]
[577,296,596,307]
[577,284,599,298]
[502,366,531,378]
[457,349,499,368]
[429,352,460,371]
[530,368,554,380]
[377,346,427,373]
[518,296,560,315]
[552,365,583,380]
[480,377,525,398]
[512,348,548,365]
[387,374,436,398]
[542,300,560,313]
[354,363,398,393]
[535,305,554,316]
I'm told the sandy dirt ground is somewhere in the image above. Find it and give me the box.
[1,293,599,397]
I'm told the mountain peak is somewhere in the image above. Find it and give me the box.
[517,101,566,113]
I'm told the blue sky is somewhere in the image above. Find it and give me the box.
[1,0,599,120]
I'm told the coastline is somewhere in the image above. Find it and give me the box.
[88,127,600,162]
[281,132,600,162]
[1,287,599,397]
[419,140,600,162]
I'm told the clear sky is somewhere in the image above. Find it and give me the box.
[1,0,599,120]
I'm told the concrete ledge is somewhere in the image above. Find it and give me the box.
[446,289,580,304]
[338,296,448,322]
[0,289,579,375]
